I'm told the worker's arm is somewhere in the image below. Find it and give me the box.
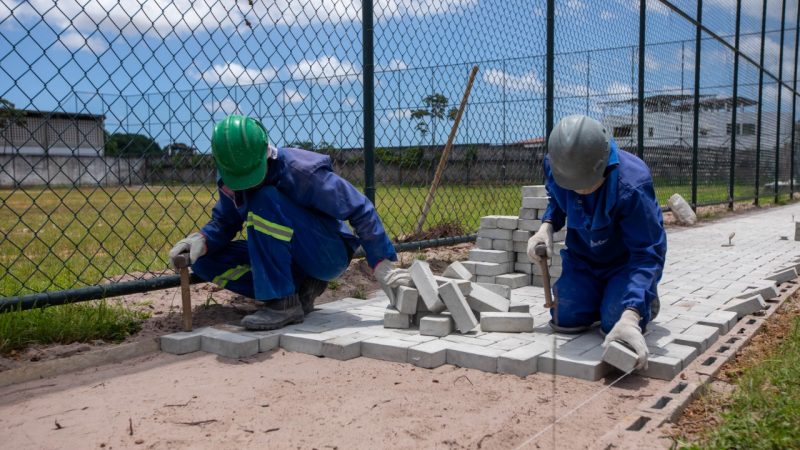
[617,182,667,316]
[540,156,567,231]
[298,166,397,268]
[200,185,245,255]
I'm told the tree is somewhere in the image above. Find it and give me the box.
[0,98,26,131]
[409,93,458,146]
[105,132,162,157]
[289,139,337,154]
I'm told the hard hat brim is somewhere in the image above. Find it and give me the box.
[218,157,267,191]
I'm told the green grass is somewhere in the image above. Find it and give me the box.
[0,182,783,297]
[0,300,150,354]
[680,316,800,449]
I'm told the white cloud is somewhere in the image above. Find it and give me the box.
[198,63,277,86]
[606,81,633,96]
[287,56,357,85]
[385,108,411,120]
[344,95,359,106]
[59,30,107,53]
[204,98,241,115]
[482,68,543,91]
[706,0,797,21]
[600,10,615,21]
[377,58,408,72]
[281,88,307,104]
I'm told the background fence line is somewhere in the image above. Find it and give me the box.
[0,0,798,303]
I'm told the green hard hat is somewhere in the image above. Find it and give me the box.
[211,115,269,191]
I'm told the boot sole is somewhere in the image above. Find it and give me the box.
[241,314,304,332]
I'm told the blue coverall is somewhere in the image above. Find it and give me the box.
[192,146,397,302]
[541,140,667,333]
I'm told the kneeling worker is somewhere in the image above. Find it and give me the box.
[527,115,667,370]
[169,115,409,330]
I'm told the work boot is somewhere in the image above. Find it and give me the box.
[241,294,304,331]
[298,277,328,315]
[650,296,660,321]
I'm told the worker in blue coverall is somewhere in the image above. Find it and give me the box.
[168,115,411,331]
[527,115,666,370]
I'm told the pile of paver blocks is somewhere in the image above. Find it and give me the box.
[383,259,535,335]
[460,185,566,289]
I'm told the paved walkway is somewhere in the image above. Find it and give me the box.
[162,204,800,382]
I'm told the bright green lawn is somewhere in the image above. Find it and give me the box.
[0,183,782,297]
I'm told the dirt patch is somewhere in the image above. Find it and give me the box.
[665,291,800,443]
[0,243,472,372]
[0,347,667,450]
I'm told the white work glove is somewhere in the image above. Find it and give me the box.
[168,232,207,269]
[374,259,413,300]
[527,222,554,263]
[603,309,649,371]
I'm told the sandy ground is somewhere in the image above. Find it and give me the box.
[0,348,666,450]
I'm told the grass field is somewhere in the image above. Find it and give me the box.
[0,182,779,297]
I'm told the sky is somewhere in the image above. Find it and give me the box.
[0,0,797,153]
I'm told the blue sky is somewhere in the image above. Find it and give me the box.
[0,0,796,152]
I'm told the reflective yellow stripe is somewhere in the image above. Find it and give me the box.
[212,265,250,288]
[246,212,293,242]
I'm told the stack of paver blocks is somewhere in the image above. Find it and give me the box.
[462,185,567,289]
[382,259,535,336]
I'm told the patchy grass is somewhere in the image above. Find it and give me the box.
[673,293,800,449]
[0,300,150,355]
[0,183,780,297]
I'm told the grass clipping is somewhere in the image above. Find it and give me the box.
[0,301,150,355]
[675,293,800,448]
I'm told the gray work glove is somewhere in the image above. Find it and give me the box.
[527,222,554,263]
[168,232,206,269]
[373,259,413,301]
[603,309,649,371]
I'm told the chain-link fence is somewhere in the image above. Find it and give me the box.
[0,0,798,303]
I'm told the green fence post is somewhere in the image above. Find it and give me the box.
[774,0,787,204]
[637,0,646,160]
[729,0,741,210]
[691,0,703,210]
[754,0,768,206]
[362,0,376,203]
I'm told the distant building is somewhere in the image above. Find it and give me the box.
[0,109,105,156]
[600,95,791,150]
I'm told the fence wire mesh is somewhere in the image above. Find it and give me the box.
[0,0,798,299]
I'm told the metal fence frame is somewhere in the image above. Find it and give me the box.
[1,0,799,310]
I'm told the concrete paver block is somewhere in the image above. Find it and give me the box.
[513,241,528,253]
[442,261,472,280]
[360,337,415,363]
[321,333,370,360]
[669,333,706,352]
[518,207,538,220]
[496,216,519,229]
[446,344,505,372]
[469,249,513,263]
[473,261,512,276]
[512,230,532,242]
[410,260,446,313]
[724,294,766,318]
[495,273,530,289]
[518,219,543,232]
[522,185,547,197]
[701,310,738,332]
[280,332,330,356]
[492,239,514,251]
[467,283,511,313]
[480,312,534,332]
[241,330,283,353]
[508,303,531,313]
[636,354,682,380]
[434,276,472,295]
[735,285,778,300]
[522,196,549,209]
[682,324,720,348]
[602,341,638,373]
[475,275,495,284]
[160,329,205,355]
[654,343,698,366]
[439,281,478,333]
[201,329,259,359]
[408,340,450,369]
[395,286,419,315]
[477,228,514,240]
[419,314,454,337]
[480,216,498,228]
[538,345,610,381]
[766,266,797,283]
[475,282,512,299]
[384,307,412,329]
[476,237,493,250]
[498,341,550,377]
[515,263,534,274]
